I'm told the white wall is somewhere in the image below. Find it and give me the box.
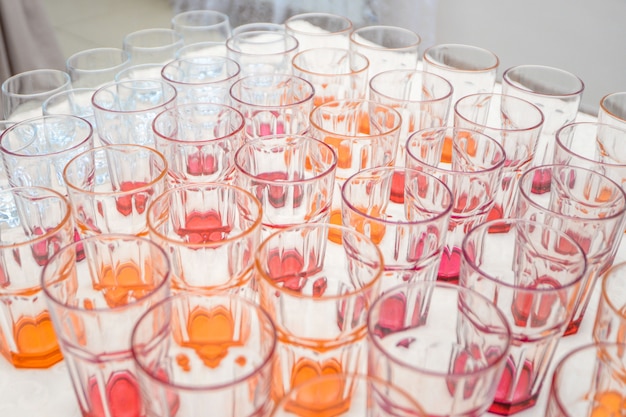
[433,0,626,114]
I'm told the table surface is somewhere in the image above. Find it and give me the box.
[0,109,610,416]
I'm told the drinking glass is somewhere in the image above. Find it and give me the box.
[341,167,452,288]
[405,126,505,283]
[231,22,284,36]
[598,91,626,129]
[0,120,14,223]
[369,69,453,171]
[115,63,165,81]
[147,183,262,297]
[171,9,232,45]
[593,262,626,345]
[454,93,544,226]
[66,47,131,88]
[271,374,425,417]
[131,293,276,417]
[516,164,626,336]
[502,64,584,192]
[554,122,626,194]
[284,12,353,50]
[349,26,421,80]
[63,144,168,237]
[123,28,184,65]
[42,234,171,417]
[233,134,336,235]
[545,342,626,417]
[161,56,240,104]
[226,31,299,76]
[292,48,370,106]
[0,187,74,368]
[229,74,314,138]
[1,69,71,121]
[175,41,228,59]
[92,79,177,147]
[368,281,512,417]
[0,114,94,192]
[42,88,97,124]
[460,218,588,415]
[152,103,245,185]
[255,223,384,402]
[309,99,402,241]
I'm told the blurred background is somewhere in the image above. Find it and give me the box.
[37,0,626,114]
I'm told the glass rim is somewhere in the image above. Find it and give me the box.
[369,69,454,105]
[309,99,402,139]
[422,43,500,73]
[461,218,588,292]
[91,79,178,114]
[349,25,422,51]
[131,292,277,391]
[454,93,545,132]
[555,121,626,168]
[229,73,314,109]
[599,261,626,320]
[367,280,512,378]
[292,48,370,77]
[1,69,71,99]
[0,114,93,157]
[160,55,241,86]
[599,91,626,123]
[171,9,230,27]
[146,182,263,249]
[123,27,184,46]
[502,64,585,98]
[549,341,626,417]
[41,233,172,313]
[405,126,506,175]
[66,47,131,73]
[284,12,353,35]
[63,144,168,195]
[152,102,245,145]
[255,222,384,301]
[225,31,299,56]
[234,134,338,185]
[518,163,626,222]
[341,166,454,226]
[0,186,71,249]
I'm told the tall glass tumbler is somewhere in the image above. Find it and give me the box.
[422,43,499,162]
[1,69,72,121]
[256,223,384,403]
[341,167,452,288]
[598,91,626,129]
[131,293,276,417]
[284,12,353,50]
[147,183,262,297]
[229,74,314,139]
[309,99,402,241]
[545,342,626,417]
[516,164,626,336]
[0,187,74,368]
[368,281,512,417]
[0,115,94,192]
[92,79,177,148]
[63,144,168,238]
[593,262,626,346]
[292,48,370,106]
[226,31,299,76]
[171,9,232,45]
[152,103,245,185]
[454,93,544,227]
[66,47,131,88]
[349,26,421,80]
[42,234,171,417]
[502,64,584,192]
[123,28,184,65]
[405,127,506,283]
[233,135,337,235]
[460,218,587,415]
[161,56,241,104]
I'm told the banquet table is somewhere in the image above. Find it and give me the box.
[0,101,615,416]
